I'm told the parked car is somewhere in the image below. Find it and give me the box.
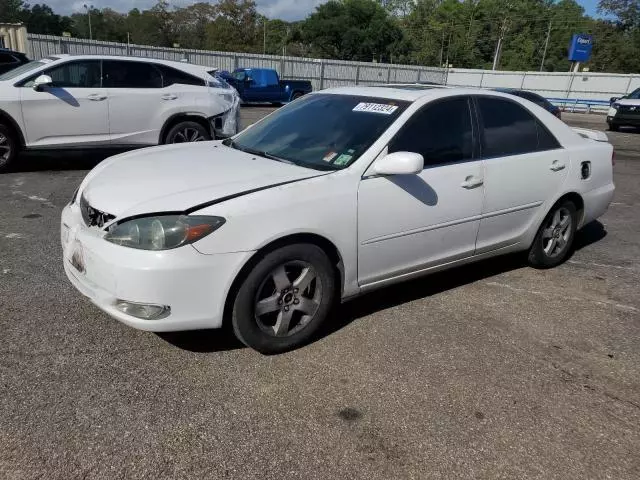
[607,87,640,131]
[0,48,30,75]
[494,88,562,119]
[0,54,240,172]
[62,87,614,354]
[223,68,312,104]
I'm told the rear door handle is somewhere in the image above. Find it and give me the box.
[162,94,178,100]
[87,93,107,101]
[461,176,484,189]
[550,160,566,171]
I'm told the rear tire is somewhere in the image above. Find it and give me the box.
[527,200,577,269]
[164,121,211,144]
[608,123,619,132]
[291,92,303,101]
[0,124,19,173]
[231,244,336,354]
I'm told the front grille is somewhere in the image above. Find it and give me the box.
[80,195,115,228]
[619,105,640,114]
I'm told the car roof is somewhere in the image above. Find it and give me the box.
[320,85,515,102]
[47,54,214,77]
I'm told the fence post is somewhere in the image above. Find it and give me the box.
[58,37,63,54]
[479,71,485,88]
[415,69,420,83]
[624,75,634,94]
[387,66,392,84]
[233,54,239,71]
[280,57,285,79]
[319,60,325,90]
[520,72,527,89]
[355,65,360,85]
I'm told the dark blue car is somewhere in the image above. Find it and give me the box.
[221,68,312,104]
[494,88,562,119]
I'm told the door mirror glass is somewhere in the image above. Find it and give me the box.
[33,74,52,91]
[373,151,424,176]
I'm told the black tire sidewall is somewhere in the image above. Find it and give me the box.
[165,121,211,144]
[232,244,336,354]
[528,200,578,268]
[0,124,18,172]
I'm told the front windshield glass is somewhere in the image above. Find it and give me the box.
[227,94,409,170]
[0,61,45,81]
[628,88,640,99]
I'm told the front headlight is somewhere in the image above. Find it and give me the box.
[104,215,225,250]
[613,102,621,109]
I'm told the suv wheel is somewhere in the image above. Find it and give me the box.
[0,124,18,173]
[165,121,211,144]
[231,244,337,354]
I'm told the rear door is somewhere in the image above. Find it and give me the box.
[103,60,165,145]
[19,59,109,147]
[474,96,569,253]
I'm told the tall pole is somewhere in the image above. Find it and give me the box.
[540,20,552,71]
[84,4,92,40]
[492,17,508,70]
[263,19,266,55]
[439,29,445,67]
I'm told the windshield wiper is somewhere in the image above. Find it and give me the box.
[224,139,295,165]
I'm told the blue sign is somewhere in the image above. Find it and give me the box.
[568,34,593,62]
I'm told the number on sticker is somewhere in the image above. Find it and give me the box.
[352,103,398,115]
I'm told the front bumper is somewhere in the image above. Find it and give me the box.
[607,107,640,127]
[61,203,253,332]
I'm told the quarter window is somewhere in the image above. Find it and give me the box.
[476,97,559,157]
[103,60,162,89]
[389,97,473,166]
[159,66,204,87]
[43,60,102,88]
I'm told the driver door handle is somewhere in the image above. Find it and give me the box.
[162,94,178,100]
[87,93,107,101]
[461,175,484,189]
[550,160,566,171]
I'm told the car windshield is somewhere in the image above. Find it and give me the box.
[0,60,45,80]
[225,94,409,171]
[627,88,640,99]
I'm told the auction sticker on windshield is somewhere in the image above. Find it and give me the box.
[353,103,399,114]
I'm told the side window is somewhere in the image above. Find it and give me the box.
[44,61,102,88]
[389,97,473,166]
[477,97,545,157]
[103,60,162,89]
[0,53,17,65]
[264,70,279,86]
[232,70,246,81]
[520,91,547,109]
[159,66,204,87]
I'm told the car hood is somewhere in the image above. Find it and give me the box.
[81,141,322,220]
[616,98,640,106]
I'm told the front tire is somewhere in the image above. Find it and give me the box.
[528,200,577,268]
[231,244,336,354]
[608,123,619,132]
[164,121,211,144]
[0,124,19,173]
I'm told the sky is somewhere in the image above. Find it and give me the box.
[48,0,602,23]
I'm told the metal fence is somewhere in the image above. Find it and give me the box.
[27,34,447,90]
[26,34,640,113]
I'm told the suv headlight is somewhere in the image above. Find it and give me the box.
[612,102,621,109]
[104,215,225,250]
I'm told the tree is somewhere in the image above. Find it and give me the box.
[0,0,25,23]
[302,0,404,62]
[599,0,640,29]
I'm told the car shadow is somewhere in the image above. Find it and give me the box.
[159,222,607,354]
[13,148,134,173]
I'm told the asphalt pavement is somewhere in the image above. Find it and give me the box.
[0,110,639,479]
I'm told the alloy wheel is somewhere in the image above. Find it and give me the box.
[542,207,572,258]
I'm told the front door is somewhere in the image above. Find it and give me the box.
[358,96,484,286]
[19,59,109,147]
[473,96,569,253]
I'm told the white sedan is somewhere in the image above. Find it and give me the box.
[61,86,615,354]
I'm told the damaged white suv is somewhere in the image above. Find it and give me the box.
[0,54,240,172]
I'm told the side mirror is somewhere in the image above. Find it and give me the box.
[373,151,424,176]
[610,96,619,104]
[244,76,252,83]
[33,74,53,91]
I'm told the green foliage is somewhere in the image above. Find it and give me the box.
[8,0,640,73]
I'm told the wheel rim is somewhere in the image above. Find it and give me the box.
[254,260,323,337]
[542,207,572,258]
[0,134,11,160]
[171,127,205,143]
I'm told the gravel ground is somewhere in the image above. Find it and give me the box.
[0,109,638,480]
